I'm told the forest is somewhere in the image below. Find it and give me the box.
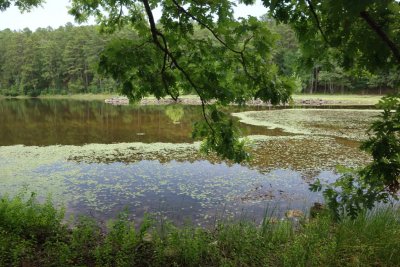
[1,19,399,97]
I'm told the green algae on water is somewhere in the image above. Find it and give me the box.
[233,109,380,141]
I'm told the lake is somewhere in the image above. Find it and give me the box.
[0,99,377,224]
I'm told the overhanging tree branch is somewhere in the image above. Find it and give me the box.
[161,51,179,101]
[360,10,400,65]
[171,0,242,55]
[305,0,330,45]
[171,0,258,82]
[141,0,215,133]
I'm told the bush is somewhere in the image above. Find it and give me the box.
[27,89,41,97]
[0,193,399,266]
[311,94,400,219]
[0,193,66,266]
[3,89,19,97]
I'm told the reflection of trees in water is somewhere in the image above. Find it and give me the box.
[67,136,363,182]
[0,99,203,145]
[165,105,184,124]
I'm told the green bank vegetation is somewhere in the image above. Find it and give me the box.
[0,93,384,107]
[0,193,399,267]
[0,23,398,98]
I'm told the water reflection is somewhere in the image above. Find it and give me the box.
[165,105,185,124]
[0,99,275,146]
[45,159,325,224]
[0,99,376,224]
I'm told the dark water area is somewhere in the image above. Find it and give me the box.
[0,99,376,224]
[0,98,279,146]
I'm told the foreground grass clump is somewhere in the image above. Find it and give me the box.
[0,194,399,266]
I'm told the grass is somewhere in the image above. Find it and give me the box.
[0,193,399,266]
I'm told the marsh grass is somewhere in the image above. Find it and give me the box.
[0,193,398,266]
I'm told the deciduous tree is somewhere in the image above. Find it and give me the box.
[69,0,295,162]
[0,0,43,12]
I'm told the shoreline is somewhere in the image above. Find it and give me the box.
[0,93,383,106]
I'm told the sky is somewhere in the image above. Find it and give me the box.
[0,0,268,31]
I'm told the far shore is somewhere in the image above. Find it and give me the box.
[0,93,384,106]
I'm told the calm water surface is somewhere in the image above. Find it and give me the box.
[0,99,278,145]
[0,99,374,224]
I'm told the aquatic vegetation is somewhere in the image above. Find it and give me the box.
[249,135,370,176]
[233,109,381,141]
[0,101,378,223]
[0,133,370,223]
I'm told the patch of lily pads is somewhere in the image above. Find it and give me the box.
[0,101,381,224]
[0,131,371,224]
[233,109,380,141]
[247,135,370,179]
[0,108,377,224]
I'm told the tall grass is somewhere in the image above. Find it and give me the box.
[0,193,398,266]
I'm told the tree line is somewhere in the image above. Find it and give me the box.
[0,21,398,97]
[0,24,137,96]
[264,17,400,95]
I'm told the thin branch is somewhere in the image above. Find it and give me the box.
[161,51,179,101]
[112,2,124,27]
[239,35,257,81]
[118,3,123,21]
[305,0,330,45]
[135,40,152,49]
[360,10,400,65]
[172,0,258,86]
[171,0,242,55]
[241,35,254,53]
[141,0,214,132]
[159,36,178,101]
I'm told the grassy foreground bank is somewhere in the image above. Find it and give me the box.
[0,194,399,266]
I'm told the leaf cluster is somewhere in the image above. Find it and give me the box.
[69,0,295,161]
[0,0,42,12]
[262,0,400,71]
[192,105,249,163]
[311,95,400,219]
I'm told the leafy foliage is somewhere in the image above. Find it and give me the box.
[68,0,296,161]
[0,0,42,12]
[0,18,397,97]
[261,0,400,217]
[311,95,400,219]
[260,0,400,95]
[262,0,400,70]
[0,26,140,96]
[1,193,400,266]
[362,95,400,194]
[192,105,249,163]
